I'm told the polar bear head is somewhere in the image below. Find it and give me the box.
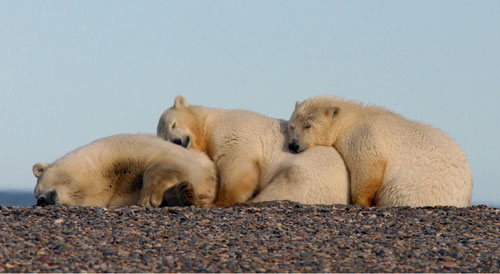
[157,96,202,150]
[32,162,86,206]
[287,96,345,153]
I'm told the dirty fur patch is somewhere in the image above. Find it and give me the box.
[102,158,146,195]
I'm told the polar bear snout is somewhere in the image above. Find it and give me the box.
[288,140,300,153]
[172,138,183,146]
[172,136,191,148]
[36,190,57,206]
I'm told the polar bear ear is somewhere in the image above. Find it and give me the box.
[326,106,340,117]
[33,162,51,178]
[295,100,302,108]
[174,96,189,109]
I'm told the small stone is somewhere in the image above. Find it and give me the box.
[118,248,130,256]
[54,218,64,225]
[440,261,459,268]
[35,255,51,263]
[437,248,448,255]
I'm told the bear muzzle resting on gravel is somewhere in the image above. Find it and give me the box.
[32,133,217,207]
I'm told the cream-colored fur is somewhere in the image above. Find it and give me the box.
[288,95,473,207]
[157,96,350,206]
[33,134,217,207]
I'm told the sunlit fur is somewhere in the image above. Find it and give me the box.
[157,96,351,206]
[157,96,207,151]
[33,134,217,207]
[288,95,473,207]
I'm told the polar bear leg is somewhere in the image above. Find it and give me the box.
[351,159,387,207]
[161,181,197,207]
[215,158,260,207]
[139,163,183,207]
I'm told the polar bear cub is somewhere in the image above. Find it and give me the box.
[33,134,217,207]
[287,95,473,207]
[157,96,350,206]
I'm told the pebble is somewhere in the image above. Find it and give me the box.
[0,201,499,272]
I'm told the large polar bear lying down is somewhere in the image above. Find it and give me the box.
[157,96,351,207]
[32,134,218,207]
[288,95,473,207]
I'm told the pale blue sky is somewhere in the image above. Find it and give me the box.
[1,1,499,206]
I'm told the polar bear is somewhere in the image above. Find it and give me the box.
[32,134,217,207]
[287,95,473,207]
[157,96,350,206]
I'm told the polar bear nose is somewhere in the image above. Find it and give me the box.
[288,140,300,153]
[172,138,183,146]
[36,190,57,206]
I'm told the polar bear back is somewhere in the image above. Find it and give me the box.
[54,134,202,179]
[207,109,288,166]
[253,146,351,205]
[367,115,472,206]
[341,108,473,207]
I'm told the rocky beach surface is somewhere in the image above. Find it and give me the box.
[1,201,499,272]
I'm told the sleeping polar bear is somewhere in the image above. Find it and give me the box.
[33,134,217,207]
[288,95,473,207]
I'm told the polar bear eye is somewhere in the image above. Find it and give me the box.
[304,124,312,129]
[172,122,176,129]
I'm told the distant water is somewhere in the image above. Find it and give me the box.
[0,190,498,208]
[0,191,36,207]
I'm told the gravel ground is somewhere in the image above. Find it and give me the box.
[0,201,499,273]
